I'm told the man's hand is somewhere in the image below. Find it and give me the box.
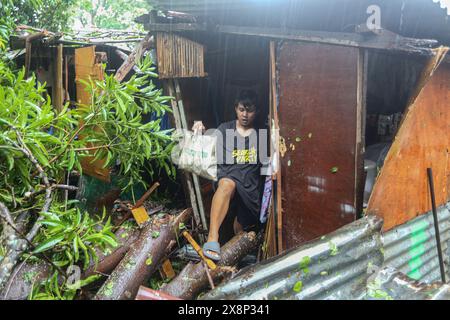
[192,121,205,134]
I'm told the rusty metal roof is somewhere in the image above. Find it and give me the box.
[149,0,450,45]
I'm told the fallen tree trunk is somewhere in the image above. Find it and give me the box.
[2,222,141,300]
[161,231,262,300]
[82,224,141,279]
[1,261,51,300]
[94,208,192,300]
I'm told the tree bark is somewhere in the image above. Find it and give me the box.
[93,208,192,300]
[82,224,141,279]
[161,231,262,300]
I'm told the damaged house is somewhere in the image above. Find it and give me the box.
[2,0,450,300]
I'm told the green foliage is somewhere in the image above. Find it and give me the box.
[33,204,117,269]
[28,271,100,300]
[73,55,175,193]
[74,0,151,30]
[0,54,174,206]
[0,0,75,33]
[0,35,173,299]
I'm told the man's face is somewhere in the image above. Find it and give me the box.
[235,103,257,128]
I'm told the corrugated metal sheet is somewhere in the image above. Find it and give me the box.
[153,0,450,17]
[368,266,450,300]
[151,0,266,15]
[201,215,383,300]
[383,203,450,283]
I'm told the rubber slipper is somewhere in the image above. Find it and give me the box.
[202,241,221,261]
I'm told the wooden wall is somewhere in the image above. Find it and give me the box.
[367,48,450,231]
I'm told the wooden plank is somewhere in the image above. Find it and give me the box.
[367,47,450,231]
[74,46,110,182]
[354,48,367,218]
[277,42,360,250]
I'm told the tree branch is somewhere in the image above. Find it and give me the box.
[0,128,55,289]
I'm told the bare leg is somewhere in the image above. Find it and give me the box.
[206,178,236,258]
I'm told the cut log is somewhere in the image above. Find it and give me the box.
[93,208,192,300]
[161,231,262,300]
[82,224,141,279]
[2,223,141,299]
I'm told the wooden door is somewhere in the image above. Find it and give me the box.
[277,41,365,250]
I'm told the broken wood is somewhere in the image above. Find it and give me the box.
[182,231,216,270]
[93,208,192,300]
[161,231,262,300]
[115,49,142,74]
[160,259,176,280]
[114,32,153,82]
[134,182,160,209]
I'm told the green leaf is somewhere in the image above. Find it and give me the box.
[293,281,303,293]
[68,149,75,171]
[151,231,160,239]
[66,275,102,290]
[33,235,65,253]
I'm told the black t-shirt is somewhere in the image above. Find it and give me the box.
[214,120,263,223]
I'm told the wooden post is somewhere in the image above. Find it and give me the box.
[270,41,283,253]
[53,44,64,113]
[165,80,202,229]
[173,79,208,233]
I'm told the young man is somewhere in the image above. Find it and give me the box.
[193,90,264,261]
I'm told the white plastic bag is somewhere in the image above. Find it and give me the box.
[176,131,217,181]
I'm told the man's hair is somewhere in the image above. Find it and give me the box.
[234,89,258,111]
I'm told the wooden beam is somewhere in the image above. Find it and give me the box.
[114,32,154,82]
[145,23,206,32]
[115,49,142,74]
[216,25,438,55]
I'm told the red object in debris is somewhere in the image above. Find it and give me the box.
[135,286,182,300]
